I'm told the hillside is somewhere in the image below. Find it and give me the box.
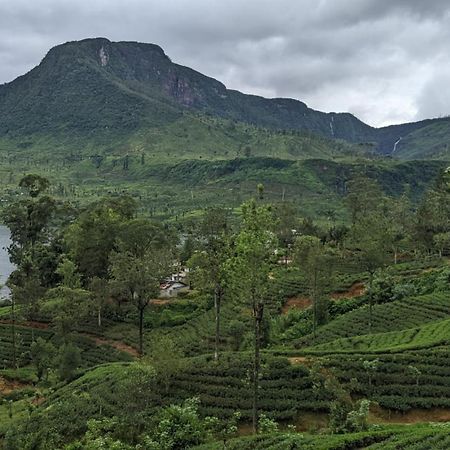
[2,37,450,450]
[1,37,450,159]
[0,153,445,223]
[2,256,450,449]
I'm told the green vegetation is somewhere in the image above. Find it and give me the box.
[1,38,450,448]
[320,348,450,411]
[308,318,450,354]
[294,292,450,348]
[194,424,450,449]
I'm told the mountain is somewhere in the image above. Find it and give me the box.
[1,37,449,159]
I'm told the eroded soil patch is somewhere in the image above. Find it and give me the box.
[282,282,365,314]
[0,377,29,395]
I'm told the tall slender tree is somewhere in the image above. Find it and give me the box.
[109,220,173,356]
[2,175,55,366]
[228,200,277,433]
[351,212,390,332]
[293,236,335,337]
[189,208,231,361]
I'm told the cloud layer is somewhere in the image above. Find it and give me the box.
[1,0,450,127]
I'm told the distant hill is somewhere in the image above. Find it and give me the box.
[1,37,449,159]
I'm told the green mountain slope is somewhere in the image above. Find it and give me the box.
[1,37,450,158]
[393,120,450,159]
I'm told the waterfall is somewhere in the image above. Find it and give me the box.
[392,137,402,153]
[329,115,335,137]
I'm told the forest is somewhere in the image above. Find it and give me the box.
[0,166,450,449]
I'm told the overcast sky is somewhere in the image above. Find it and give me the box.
[1,0,450,127]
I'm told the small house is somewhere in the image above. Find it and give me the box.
[159,280,189,298]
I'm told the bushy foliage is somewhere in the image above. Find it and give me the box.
[57,343,81,381]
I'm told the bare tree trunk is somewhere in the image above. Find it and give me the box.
[97,307,102,328]
[214,284,222,361]
[312,267,318,338]
[252,302,264,434]
[368,272,374,333]
[138,307,144,357]
[11,299,17,369]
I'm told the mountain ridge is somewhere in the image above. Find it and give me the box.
[1,37,450,159]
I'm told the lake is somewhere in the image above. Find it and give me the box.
[0,225,14,298]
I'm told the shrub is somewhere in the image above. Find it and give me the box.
[258,414,279,434]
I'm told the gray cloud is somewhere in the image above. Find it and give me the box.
[0,0,449,126]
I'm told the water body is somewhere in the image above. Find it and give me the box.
[0,225,14,299]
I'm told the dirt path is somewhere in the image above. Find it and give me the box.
[370,406,450,424]
[282,281,365,314]
[0,319,138,358]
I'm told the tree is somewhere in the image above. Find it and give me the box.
[2,174,55,366]
[179,235,196,266]
[293,236,335,337]
[347,179,391,332]
[89,277,109,328]
[43,285,91,340]
[18,174,50,198]
[227,320,246,351]
[297,217,320,238]
[433,232,450,257]
[116,362,157,442]
[3,175,56,309]
[9,272,45,321]
[3,175,55,260]
[43,257,90,339]
[228,200,277,433]
[30,337,56,381]
[384,194,412,264]
[109,220,173,356]
[413,171,450,254]
[273,202,298,265]
[57,342,81,381]
[189,207,230,360]
[147,335,185,394]
[351,213,390,332]
[65,197,136,282]
[56,257,81,289]
[326,224,349,248]
[345,176,383,226]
